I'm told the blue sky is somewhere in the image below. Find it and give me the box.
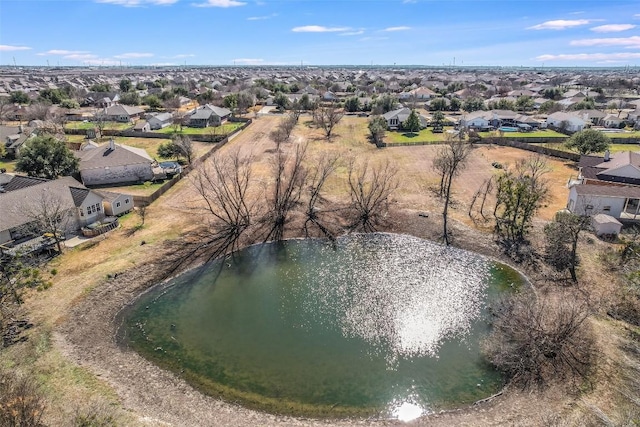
[1,0,639,67]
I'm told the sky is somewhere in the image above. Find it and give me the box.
[1,0,639,67]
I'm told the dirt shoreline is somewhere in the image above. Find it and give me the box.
[55,209,563,427]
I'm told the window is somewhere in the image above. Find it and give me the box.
[585,204,594,210]
[603,206,611,212]
[86,206,91,215]
[97,204,101,212]
[125,198,130,204]
[116,202,121,208]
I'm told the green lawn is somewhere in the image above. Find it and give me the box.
[385,127,456,144]
[477,130,567,138]
[0,158,16,173]
[153,123,243,135]
[542,142,640,154]
[65,122,132,131]
[601,132,640,139]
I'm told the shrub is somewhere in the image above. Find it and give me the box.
[483,292,595,388]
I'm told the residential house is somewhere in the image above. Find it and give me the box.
[96,190,134,216]
[567,183,640,220]
[578,151,640,186]
[545,112,588,132]
[399,87,437,101]
[460,110,491,130]
[602,113,625,129]
[133,121,151,132]
[76,139,163,186]
[574,109,606,126]
[147,112,173,130]
[99,104,145,123]
[83,92,120,108]
[0,174,106,246]
[188,104,231,128]
[382,108,428,130]
[0,125,33,157]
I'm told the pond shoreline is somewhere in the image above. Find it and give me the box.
[55,209,561,426]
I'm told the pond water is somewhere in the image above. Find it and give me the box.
[119,233,524,419]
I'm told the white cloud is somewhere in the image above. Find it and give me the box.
[192,0,246,7]
[570,36,640,48]
[232,58,264,65]
[114,52,154,58]
[591,24,636,33]
[173,54,195,58]
[37,49,90,56]
[340,30,364,36]
[359,36,389,42]
[248,13,277,21]
[528,19,591,30]
[65,54,99,60]
[292,25,351,33]
[383,26,411,32]
[0,45,32,51]
[96,0,178,6]
[535,52,640,61]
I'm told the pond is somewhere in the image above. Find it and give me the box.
[119,233,525,420]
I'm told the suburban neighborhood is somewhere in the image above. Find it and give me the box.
[1,63,640,426]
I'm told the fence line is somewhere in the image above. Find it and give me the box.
[131,119,251,207]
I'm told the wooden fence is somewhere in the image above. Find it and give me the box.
[131,119,251,207]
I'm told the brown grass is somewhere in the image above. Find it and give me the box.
[3,113,631,426]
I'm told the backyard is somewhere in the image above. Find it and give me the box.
[65,121,132,131]
[477,129,567,138]
[153,122,244,135]
[384,127,458,144]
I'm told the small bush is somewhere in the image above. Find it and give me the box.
[0,370,46,427]
[483,292,595,388]
[71,402,119,427]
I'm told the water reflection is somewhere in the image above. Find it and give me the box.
[122,233,521,418]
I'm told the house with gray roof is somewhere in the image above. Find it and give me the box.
[147,112,173,130]
[99,104,145,123]
[188,104,231,128]
[1,125,34,157]
[383,108,428,130]
[0,174,105,246]
[76,139,163,186]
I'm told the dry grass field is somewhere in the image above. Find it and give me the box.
[2,113,634,426]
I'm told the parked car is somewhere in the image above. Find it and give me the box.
[159,161,183,176]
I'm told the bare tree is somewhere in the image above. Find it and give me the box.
[433,139,471,245]
[303,152,341,239]
[259,142,308,242]
[469,177,493,219]
[21,188,74,253]
[172,133,194,164]
[24,103,52,122]
[190,149,257,259]
[544,212,591,282]
[483,292,594,388]
[314,103,344,140]
[494,155,550,244]
[346,158,398,232]
[270,113,298,143]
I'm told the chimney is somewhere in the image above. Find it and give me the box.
[108,139,116,151]
[604,150,610,162]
